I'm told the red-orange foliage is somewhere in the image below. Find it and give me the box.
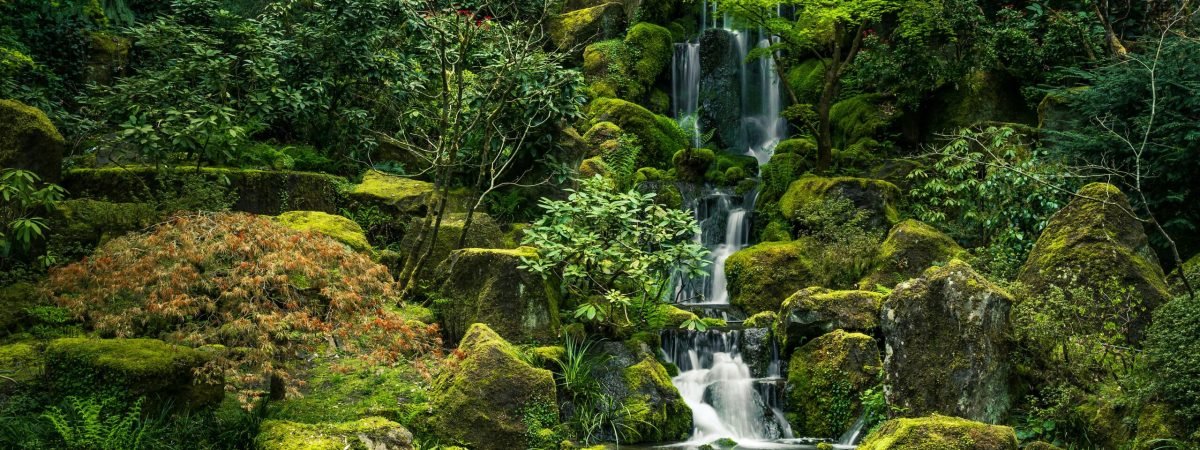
[47,212,442,407]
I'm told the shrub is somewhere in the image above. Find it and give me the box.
[1145,295,1200,424]
[46,212,442,407]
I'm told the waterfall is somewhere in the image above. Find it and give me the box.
[673,42,701,149]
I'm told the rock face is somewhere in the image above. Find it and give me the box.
[44,338,223,409]
[277,211,373,254]
[435,247,560,344]
[858,415,1019,450]
[1018,183,1171,341]
[725,240,817,315]
[881,260,1012,424]
[430,324,558,449]
[0,99,65,182]
[256,417,414,450]
[786,330,882,439]
[348,171,437,216]
[859,220,964,290]
[779,176,901,230]
[590,341,693,443]
[777,287,883,351]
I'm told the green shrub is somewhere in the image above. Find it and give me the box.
[1146,295,1200,424]
[42,395,152,450]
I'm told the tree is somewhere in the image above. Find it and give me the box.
[519,176,709,332]
[720,0,899,170]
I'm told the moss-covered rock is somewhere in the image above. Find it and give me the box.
[624,22,673,88]
[348,171,436,217]
[858,220,964,290]
[881,260,1013,424]
[589,341,692,443]
[785,59,827,104]
[0,98,64,182]
[673,147,715,182]
[659,303,700,328]
[44,338,223,409]
[277,211,373,254]
[430,324,558,449]
[926,71,1035,135]
[0,282,42,333]
[724,240,817,316]
[1017,183,1171,342]
[256,416,414,450]
[0,341,42,384]
[742,311,777,329]
[589,98,688,169]
[396,212,504,281]
[434,247,560,344]
[777,287,883,351]
[549,3,625,54]
[47,199,161,260]
[829,94,899,150]
[583,121,623,152]
[86,31,131,84]
[268,357,432,433]
[858,415,1018,450]
[779,175,901,230]
[786,330,882,438]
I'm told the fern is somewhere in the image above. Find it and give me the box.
[42,396,150,450]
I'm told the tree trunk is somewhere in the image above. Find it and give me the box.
[815,70,838,171]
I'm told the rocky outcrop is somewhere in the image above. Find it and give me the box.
[859,220,964,290]
[430,324,558,449]
[786,330,882,438]
[277,211,373,254]
[0,99,64,182]
[777,287,883,351]
[434,247,560,344]
[779,176,901,230]
[858,415,1019,450]
[44,338,223,410]
[1018,183,1171,342]
[256,417,414,450]
[588,98,687,169]
[881,260,1012,424]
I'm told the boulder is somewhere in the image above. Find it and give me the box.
[268,357,433,426]
[881,260,1012,423]
[0,342,42,385]
[830,94,900,149]
[44,338,223,409]
[47,199,160,260]
[590,341,693,443]
[588,97,688,168]
[779,176,901,230]
[857,415,1019,450]
[0,99,64,182]
[858,220,964,290]
[434,247,560,344]
[777,287,883,352]
[347,171,436,217]
[256,417,414,450]
[1018,183,1171,342]
[724,240,817,316]
[697,28,742,150]
[396,213,504,282]
[925,70,1035,136]
[277,211,373,254]
[430,324,558,449]
[786,330,882,439]
[86,31,130,84]
[548,3,625,53]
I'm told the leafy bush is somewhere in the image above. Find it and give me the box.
[46,212,442,406]
[1146,295,1200,424]
[792,196,884,288]
[0,168,65,267]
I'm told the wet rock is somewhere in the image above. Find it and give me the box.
[429,324,557,449]
[256,417,414,450]
[881,260,1012,424]
[786,330,882,439]
[857,414,1018,450]
[737,327,778,378]
[777,287,883,352]
[0,99,64,183]
[858,220,964,290]
[590,341,693,443]
[434,247,560,344]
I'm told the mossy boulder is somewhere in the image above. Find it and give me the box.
[673,147,715,182]
[779,176,901,230]
[0,342,42,384]
[86,31,131,84]
[434,247,560,344]
[430,324,558,449]
[589,98,688,169]
[858,220,964,290]
[786,330,882,438]
[549,3,625,54]
[1017,183,1171,342]
[348,171,437,217]
[881,260,1013,424]
[785,59,827,104]
[830,94,899,149]
[858,415,1018,450]
[395,212,504,281]
[624,22,673,88]
[268,357,432,433]
[659,304,700,327]
[725,240,818,316]
[742,310,777,329]
[777,287,883,352]
[47,199,161,259]
[256,417,414,450]
[277,211,373,254]
[590,341,692,443]
[0,282,43,333]
[0,98,64,182]
[44,338,223,409]
[583,121,623,153]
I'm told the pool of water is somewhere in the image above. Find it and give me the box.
[621,438,857,449]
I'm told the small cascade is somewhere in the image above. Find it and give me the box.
[838,414,868,446]
[672,42,701,149]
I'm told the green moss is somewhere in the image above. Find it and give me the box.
[397,212,505,282]
[0,342,42,383]
[858,220,964,290]
[659,304,699,327]
[549,3,624,51]
[777,288,883,349]
[829,94,896,149]
[269,357,432,432]
[620,356,693,442]
[775,137,817,157]
[742,311,777,329]
[858,415,1018,450]
[778,175,901,226]
[785,59,828,104]
[430,324,558,448]
[583,121,623,149]
[589,98,688,169]
[625,22,672,87]
[49,199,161,259]
[348,171,434,215]
[434,247,560,344]
[787,330,881,438]
[0,98,65,182]
[583,39,636,99]
[725,240,817,315]
[760,152,810,206]
[256,416,413,450]
[277,211,373,254]
[44,338,223,409]
[759,220,793,242]
[0,282,43,333]
[673,147,715,182]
